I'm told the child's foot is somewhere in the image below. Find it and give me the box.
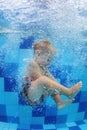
[68,81,82,99]
[57,99,73,109]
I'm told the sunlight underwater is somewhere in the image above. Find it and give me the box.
[0,0,87,129]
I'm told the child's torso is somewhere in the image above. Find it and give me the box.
[31,60,55,81]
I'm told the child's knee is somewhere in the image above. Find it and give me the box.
[38,76,47,84]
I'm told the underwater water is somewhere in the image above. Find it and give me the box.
[0,0,87,130]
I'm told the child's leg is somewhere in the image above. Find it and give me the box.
[52,94,65,103]
[37,76,82,98]
[27,76,82,105]
[52,94,73,109]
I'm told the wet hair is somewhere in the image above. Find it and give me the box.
[33,39,56,55]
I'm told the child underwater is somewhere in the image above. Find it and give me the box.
[20,40,82,109]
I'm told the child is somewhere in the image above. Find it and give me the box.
[20,40,82,109]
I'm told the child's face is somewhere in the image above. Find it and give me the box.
[35,49,54,66]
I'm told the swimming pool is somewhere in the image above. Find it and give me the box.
[0,0,87,130]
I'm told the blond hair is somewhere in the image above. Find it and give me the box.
[33,40,56,55]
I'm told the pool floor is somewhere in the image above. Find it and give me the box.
[0,119,87,130]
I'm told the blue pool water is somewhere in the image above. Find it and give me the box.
[0,0,87,130]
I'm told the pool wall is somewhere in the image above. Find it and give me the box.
[0,35,87,130]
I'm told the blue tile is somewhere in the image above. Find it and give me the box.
[6,105,18,117]
[3,63,18,78]
[44,116,56,124]
[84,119,87,123]
[76,112,85,121]
[45,106,57,116]
[56,123,67,128]
[0,122,7,129]
[30,124,43,129]
[45,96,56,106]
[45,129,57,130]
[19,116,31,125]
[68,103,79,114]
[82,78,87,91]
[17,128,30,130]
[5,50,19,63]
[19,106,32,118]
[9,123,18,130]
[0,77,4,91]
[20,36,34,49]
[74,92,81,103]
[58,128,69,130]
[75,120,85,125]
[56,115,67,124]
[17,123,30,130]
[0,64,4,77]
[7,116,19,124]
[32,105,46,117]
[79,124,87,130]
[0,122,10,130]
[0,104,6,116]
[66,122,77,127]
[67,114,76,122]
[58,107,69,115]
[78,102,87,112]
[5,92,18,105]
[43,124,56,129]
[80,91,87,102]
[0,92,5,104]
[31,117,44,124]
[69,126,81,130]
[84,111,87,119]
[0,116,7,122]
[4,77,18,92]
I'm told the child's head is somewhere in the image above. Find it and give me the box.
[33,40,57,66]
[33,39,56,56]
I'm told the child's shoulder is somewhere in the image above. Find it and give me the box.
[28,60,39,68]
[29,60,37,65]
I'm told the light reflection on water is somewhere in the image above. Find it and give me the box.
[0,0,87,80]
